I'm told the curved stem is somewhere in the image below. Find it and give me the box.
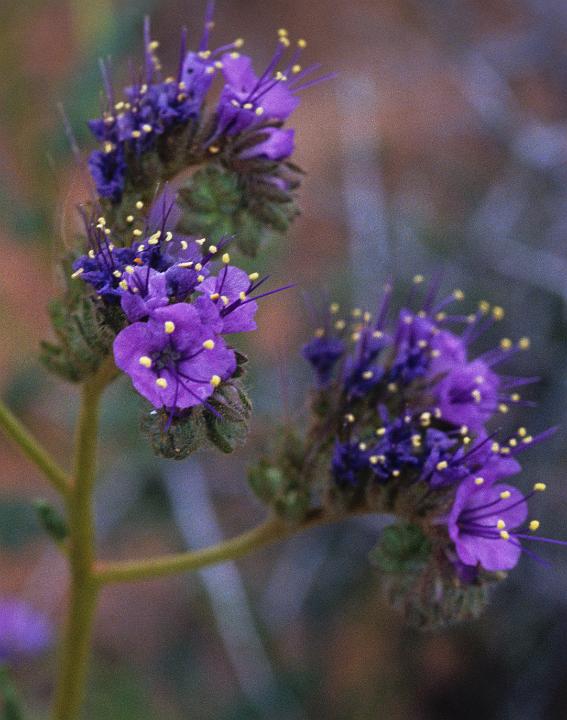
[94,509,349,585]
[0,399,70,495]
[50,364,112,720]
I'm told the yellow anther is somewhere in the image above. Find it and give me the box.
[234,38,244,48]
[387,382,398,393]
[500,338,512,350]
[471,388,482,403]
[177,262,193,269]
[210,293,220,301]
[373,330,384,338]
[208,244,218,254]
[522,435,533,444]
[453,289,465,300]
[194,262,202,271]
[243,102,253,110]
[298,38,307,48]
[118,280,128,290]
[344,413,356,423]
[351,332,361,342]
[239,291,247,301]
[436,312,447,321]
[71,268,84,279]
[411,435,422,448]
[249,272,260,281]
[376,427,386,436]
[126,214,134,223]
[142,124,153,133]
[255,107,265,116]
[460,425,469,435]
[125,265,135,275]
[479,300,490,314]
[221,295,230,306]
[292,64,302,74]
[500,490,511,499]
[197,274,205,283]
[500,530,510,540]
[491,442,500,452]
[210,375,222,388]
[492,306,505,320]
[314,327,325,338]
[155,378,168,389]
[138,356,152,368]
[497,519,506,530]
[112,270,122,278]
[88,250,96,259]
[335,320,346,330]
[529,520,540,532]
[362,370,374,380]
[132,228,143,237]
[181,241,189,251]
[509,438,518,447]
[436,461,448,471]
[351,308,362,318]
[518,337,530,350]
[165,231,173,242]
[369,455,379,465]
[208,145,220,154]
[131,130,142,139]
[510,393,520,402]
[330,302,340,314]
[358,442,367,451]
[534,482,546,492]
[203,339,215,350]
[499,403,509,414]
[164,321,175,334]
[222,253,231,264]
[148,40,160,50]
[518,427,527,437]
[474,477,485,486]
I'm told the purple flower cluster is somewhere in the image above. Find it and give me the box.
[72,189,284,412]
[0,599,52,663]
[88,5,331,202]
[304,277,564,576]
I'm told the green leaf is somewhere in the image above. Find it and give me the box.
[33,499,69,542]
[140,406,207,461]
[204,380,252,454]
[370,523,431,574]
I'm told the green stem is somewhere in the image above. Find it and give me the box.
[50,365,111,720]
[0,399,70,495]
[95,511,334,585]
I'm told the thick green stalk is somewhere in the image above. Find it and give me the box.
[50,364,112,720]
[0,399,70,495]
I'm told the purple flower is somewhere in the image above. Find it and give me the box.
[215,52,300,138]
[435,359,500,431]
[240,127,295,161]
[87,149,126,203]
[196,266,258,334]
[113,303,236,410]
[120,266,169,322]
[0,599,52,662]
[448,480,528,571]
[302,335,345,386]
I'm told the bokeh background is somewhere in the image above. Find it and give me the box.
[2,0,567,717]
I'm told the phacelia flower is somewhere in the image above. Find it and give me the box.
[113,303,236,410]
[0,599,52,663]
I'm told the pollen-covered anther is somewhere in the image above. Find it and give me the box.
[471,388,482,403]
[492,306,505,320]
[411,435,422,448]
[362,370,374,380]
[181,241,189,251]
[376,427,386,436]
[118,280,128,290]
[330,302,340,314]
[221,295,230,306]
[479,300,490,314]
[139,356,152,368]
[358,442,367,451]
[164,321,175,334]
[474,477,485,486]
[208,245,218,254]
[500,338,513,350]
[499,403,509,414]
[369,455,379,465]
[133,229,143,237]
[148,231,161,245]
[500,530,510,541]
[165,232,173,242]
[529,520,540,532]
[373,330,383,338]
[534,483,547,492]
[112,270,122,278]
[177,262,193,269]
[239,292,247,301]
[518,337,530,350]
[500,490,511,499]
[194,262,202,271]
[497,519,506,530]
[436,461,449,471]
[351,332,361,342]
[248,272,259,281]
[222,253,230,264]
[255,107,264,116]
[453,289,465,300]
[71,268,84,279]
[203,339,215,350]
[387,382,398,393]
[344,413,356,423]
[209,145,220,154]
[210,293,220,301]
[314,328,325,338]
[522,435,533,444]
[413,274,424,284]
[155,378,168,389]
[210,375,221,388]
[510,393,521,402]
[335,320,346,330]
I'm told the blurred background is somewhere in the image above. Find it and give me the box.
[2,0,567,717]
